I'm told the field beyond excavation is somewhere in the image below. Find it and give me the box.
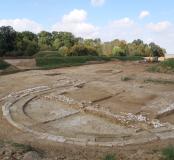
[0,61,174,160]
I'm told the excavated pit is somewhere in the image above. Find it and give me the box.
[1,62,174,147]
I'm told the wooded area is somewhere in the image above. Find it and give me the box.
[0,26,166,57]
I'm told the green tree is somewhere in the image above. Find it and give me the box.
[15,31,39,56]
[38,31,52,50]
[58,46,70,56]
[52,31,76,50]
[149,42,165,57]
[0,26,16,56]
[112,46,126,56]
[69,44,98,56]
[84,38,102,55]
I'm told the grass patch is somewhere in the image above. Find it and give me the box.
[111,55,144,61]
[34,51,62,58]
[0,140,37,153]
[0,59,10,70]
[121,76,133,81]
[12,143,35,152]
[144,78,174,85]
[148,59,174,73]
[36,56,110,69]
[162,145,174,160]
[103,154,117,160]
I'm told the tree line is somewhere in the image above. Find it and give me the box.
[0,26,166,57]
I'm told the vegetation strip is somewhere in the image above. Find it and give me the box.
[144,78,174,85]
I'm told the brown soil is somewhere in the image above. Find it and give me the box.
[0,60,174,160]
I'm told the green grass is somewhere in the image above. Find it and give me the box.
[36,56,110,69]
[12,143,35,152]
[121,76,133,81]
[144,78,174,85]
[34,51,62,58]
[111,55,144,61]
[35,55,143,69]
[103,154,117,160]
[148,59,174,73]
[0,59,10,69]
[162,145,174,160]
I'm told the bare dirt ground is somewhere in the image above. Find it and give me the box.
[4,59,36,70]
[0,60,174,160]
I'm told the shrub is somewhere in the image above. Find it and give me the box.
[121,76,132,81]
[103,154,117,160]
[162,145,174,160]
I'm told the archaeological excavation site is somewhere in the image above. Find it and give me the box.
[0,60,174,160]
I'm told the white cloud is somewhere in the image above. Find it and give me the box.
[0,13,173,53]
[91,0,105,7]
[147,21,171,32]
[62,9,87,23]
[145,21,174,53]
[0,18,43,33]
[109,17,134,28]
[52,9,99,38]
[139,11,150,19]
[100,17,141,41]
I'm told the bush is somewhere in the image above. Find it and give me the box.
[162,145,174,160]
[121,76,132,81]
[103,154,117,160]
[0,59,10,69]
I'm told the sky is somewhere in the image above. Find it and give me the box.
[0,0,174,53]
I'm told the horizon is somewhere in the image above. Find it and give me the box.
[0,0,174,53]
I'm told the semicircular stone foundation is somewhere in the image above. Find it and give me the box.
[1,76,174,147]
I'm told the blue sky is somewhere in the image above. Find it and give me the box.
[0,0,174,53]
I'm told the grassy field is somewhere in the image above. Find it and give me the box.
[148,59,174,73]
[34,51,62,58]
[35,52,144,69]
[0,59,10,70]
[36,56,111,69]
[111,55,144,61]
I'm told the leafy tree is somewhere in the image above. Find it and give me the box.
[15,31,39,56]
[84,38,102,55]
[52,31,76,50]
[38,31,52,50]
[58,46,70,56]
[112,46,127,56]
[69,44,98,56]
[0,26,16,56]
[149,42,165,57]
